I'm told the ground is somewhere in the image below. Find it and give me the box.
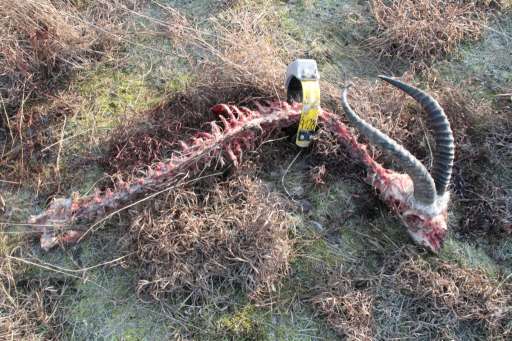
[1,1,511,340]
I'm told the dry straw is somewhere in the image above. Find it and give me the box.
[130,176,295,302]
[313,250,512,339]
[368,0,485,64]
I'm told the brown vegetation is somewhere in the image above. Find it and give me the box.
[129,176,295,302]
[103,2,297,175]
[378,252,512,339]
[101,100,194,174]
[312,273,375,340]
[337,72,511,235]
[0,0,127,187]
[166,2,295,99]
[313,250,512,339]
[0,239,63,339]
[0,94,80,185]
[1,0,511,338]
[0,0,98,110]
[369,0,485,65]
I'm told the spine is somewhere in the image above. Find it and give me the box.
[29,102,301,250]
[29,102,417,250]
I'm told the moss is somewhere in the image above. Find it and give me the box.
[67,58,192,140]
[488,238,512,269]
[291,237,342,287]
[309,180,357,225]
[268,306,339,341]
[4,1,510,340]
[62,266,175,339]
[1,190,39,265]
[163,73,194,93]
[3,243,171,340]
[58,63,192,190]
[308,177,407,252]
[213,300,339,341]
[216,305,267,341]
[441,237,501,277]
[74,66,162,128]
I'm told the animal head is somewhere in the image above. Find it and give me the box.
[341,76,455,252]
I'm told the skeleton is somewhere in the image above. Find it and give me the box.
[339,76,454,252]
[28,76,454,253]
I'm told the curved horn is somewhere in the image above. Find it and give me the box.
[341,85,437,205]
[378,75,455,196]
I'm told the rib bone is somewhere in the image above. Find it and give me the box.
[28,98,451,252]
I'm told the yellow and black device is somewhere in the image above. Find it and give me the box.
[285,59,321,148]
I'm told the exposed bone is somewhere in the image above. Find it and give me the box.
[320,111,449,252]
[341,86,437,205]
[338,77,454,252]
[29,102,302,250]
[29,99,450,253]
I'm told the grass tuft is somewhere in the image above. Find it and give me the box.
[368,0,486,65]
[129,176,295,302]
[312,249,512,339]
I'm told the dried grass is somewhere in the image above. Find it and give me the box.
[376,252,512,339]
[0,94,80,185]
[312,250,512,339]
[0,0,131,187]
[129,176,295,302]
[0,238,63,340]
[368,0,486,65]
[453,111,512,234]
[101,100,190,174]
[166,2,296,99]
[337,72,511,234]
[0,0,98,109]
[337,73,430,162]
[0,0,133,108]
[420,73,512,235]
[312,273,375,340]
[103,2,297,175]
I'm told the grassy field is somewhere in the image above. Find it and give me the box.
[1,0,512,340]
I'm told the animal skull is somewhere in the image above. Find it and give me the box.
[339,76,455,252]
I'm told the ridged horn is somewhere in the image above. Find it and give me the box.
[341,85,437,205]
[378,75,455,195]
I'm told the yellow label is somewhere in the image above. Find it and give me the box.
[296,80,320,147]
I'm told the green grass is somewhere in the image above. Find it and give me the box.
[441,237,502,277]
